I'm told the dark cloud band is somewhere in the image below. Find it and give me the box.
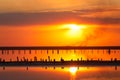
[0,9,120,26]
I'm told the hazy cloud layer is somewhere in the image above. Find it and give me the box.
[0,9,120,26]
[0,0,120,13]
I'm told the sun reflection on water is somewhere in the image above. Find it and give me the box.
[69,67,77,75]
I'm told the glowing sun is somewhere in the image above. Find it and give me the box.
[68,24,80,31]
[62,24,83,37]
[62,24,80,30]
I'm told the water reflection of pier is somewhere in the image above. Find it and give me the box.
[0,46,120,70]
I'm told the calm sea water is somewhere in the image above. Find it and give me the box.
[0,66,120,80]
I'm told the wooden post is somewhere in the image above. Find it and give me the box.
[24,50,26,54]
[29,50,31,54]
[17,56,19,62]
[45,67,47,69]
[26,67,28,70]
[61,67,64,69]
[35,50,37,54]
[7,50,9,54]
[114,58,117,61]
[111,58,113,61]
[48,56,50,62]
[115,66,117,70]
[81,57,82,61]
[12,50,14,54]
[57,50,59,54]
[103,50,104,54]
[54,59,56,62]
[47,50,48,54]
[2,50,3,54]
[52,50,54,54]
[0,58,1,62]
[77,58,79,61]
[3,66,5,70]
[53,67,56,69]
[108,49,111,54]
[34,56,37,62]
[114,50,116,53]
[74,49,76,53]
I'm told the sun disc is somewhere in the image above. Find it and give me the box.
[68,24,80,30]
[61,24,86,38]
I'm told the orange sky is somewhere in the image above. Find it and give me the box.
[0,0,120,46]
[0,24,120,46]
[0,2,120,80]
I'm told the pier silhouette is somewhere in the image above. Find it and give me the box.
[0,46,120,69]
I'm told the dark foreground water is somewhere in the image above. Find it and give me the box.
[0,66,120,80]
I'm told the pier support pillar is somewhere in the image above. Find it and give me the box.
[57,50,59,54]
[2,50,4,54]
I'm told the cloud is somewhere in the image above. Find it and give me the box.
[0,8,120,26]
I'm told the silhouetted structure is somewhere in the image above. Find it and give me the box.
[0,58,1,62]
[45,59,47,62]
[114,58,117,61]
[61,57,64,62]
[29,50,31,54]
[3,59,5,62]
[17,56,19,62]
[53,59,56,62]
[81,57,83,61]
[34,56,37,62]
[48,56,50,61]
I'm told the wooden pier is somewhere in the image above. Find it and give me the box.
[0,46,120,68]
[0,46,120,54]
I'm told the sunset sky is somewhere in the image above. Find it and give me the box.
[0,0,120,46]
